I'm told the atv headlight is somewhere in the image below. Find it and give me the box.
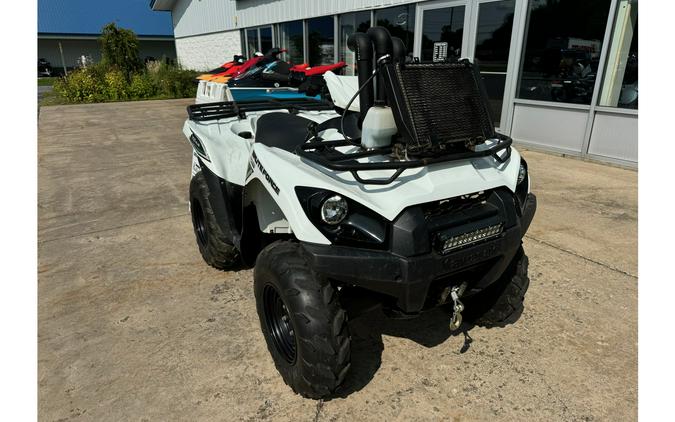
[515,159,530,210]
[517,163,527,185]
[320,195,348,225]
[295,187,388,248]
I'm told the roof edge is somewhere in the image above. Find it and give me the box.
[38,32,174,40]
[150,0,176,11]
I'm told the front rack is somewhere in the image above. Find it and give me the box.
[296,134,512,185]
[188,98,512,185]
[187,98,333,122]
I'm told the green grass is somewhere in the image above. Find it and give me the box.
[39,90,70,106]
[38,77,59,86]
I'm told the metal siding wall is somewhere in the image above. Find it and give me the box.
[511,103,589,154]
[173,0,238,38]
[587,112,638,163]
[172,0,418,38]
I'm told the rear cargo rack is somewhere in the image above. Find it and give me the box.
[296,133,512,185]
[187,98,333,122]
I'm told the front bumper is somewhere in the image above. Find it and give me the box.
[301,192,536,313]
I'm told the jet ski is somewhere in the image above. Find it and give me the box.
[196,54,247,81]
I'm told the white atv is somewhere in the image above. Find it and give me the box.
[183,27,536,399]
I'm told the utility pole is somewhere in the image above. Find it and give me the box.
[58,41,68,76]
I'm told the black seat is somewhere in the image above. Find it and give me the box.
[273,60,291,75]
[314,112,361,139]
[255,112,311,152]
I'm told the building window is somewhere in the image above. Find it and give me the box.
[598,0,637,109]
[421,6,465,61]
[517,0,612,105]
[375,5,415,58]
[307,16,335,66]
[260,27,273,54]
[474,0,516,127]
[279,20,304,65]
[246,28,259,56]
[339,11,371,75]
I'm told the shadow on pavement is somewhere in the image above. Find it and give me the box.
[331,304,524,399]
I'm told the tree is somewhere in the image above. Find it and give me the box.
[99,22,143,79]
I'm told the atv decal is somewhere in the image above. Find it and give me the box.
[189,131,210,162]
[191,153,201,177]
[251,151,280,195]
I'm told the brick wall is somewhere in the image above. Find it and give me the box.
[175,30,242,71]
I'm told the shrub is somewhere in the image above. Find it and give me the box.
[53,65,107,103]
[148,61,198,98]
[129,73,156,99]
[51,50,198,103]
[100,22,143,79]
[104,69,129,101]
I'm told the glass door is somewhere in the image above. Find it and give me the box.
[469,0,516,127]
[279,21,304,65]
[414,0,517,128]
[245,26,275,57]
[339,11,371,75]
[246,29,259,56]
[414,0,471,61]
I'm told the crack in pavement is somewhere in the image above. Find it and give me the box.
[313,399,324,422]
[525,234,637,279]
[38,213,189,244]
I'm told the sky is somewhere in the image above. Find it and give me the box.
[38,0,173,36]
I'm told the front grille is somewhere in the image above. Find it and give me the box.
[421,191,488,220]
[420,190,504,254]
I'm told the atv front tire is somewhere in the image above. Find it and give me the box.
[465,246,530,327]
[189,171,239,270]
[254,241,351,399]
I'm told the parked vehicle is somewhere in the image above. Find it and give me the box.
[228,60,346,89]
[197,48,286,84]
[38,58,53,77]
[182,27,536,398]
[196,54,247,81]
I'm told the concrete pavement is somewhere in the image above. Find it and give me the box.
[38,99,637,421]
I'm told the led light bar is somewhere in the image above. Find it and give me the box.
[440,223,503,254]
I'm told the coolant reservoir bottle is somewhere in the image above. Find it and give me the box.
[361,101,397,149]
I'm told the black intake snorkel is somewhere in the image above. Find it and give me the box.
[366,27,394,103]
[391,36,408,64]
[346,33,374,125]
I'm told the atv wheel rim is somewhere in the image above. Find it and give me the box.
[192,199,208,246]
[263,284,297,363]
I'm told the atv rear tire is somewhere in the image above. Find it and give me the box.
[189,172,239,270]
[254,241,351,399]
[465,246,530,327]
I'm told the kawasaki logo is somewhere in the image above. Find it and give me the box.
[443,242,499,271]
[251,151,280,195]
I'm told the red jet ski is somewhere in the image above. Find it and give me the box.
[228,60,347,89]
[196,55,247,81]
[204,48,287,83]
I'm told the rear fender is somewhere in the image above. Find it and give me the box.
[182,119,251,184]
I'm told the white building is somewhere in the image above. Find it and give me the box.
[151,0,638,166]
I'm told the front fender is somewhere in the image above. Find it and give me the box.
[247,145,331,244]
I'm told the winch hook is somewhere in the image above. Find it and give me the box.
[449,282,467,331]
